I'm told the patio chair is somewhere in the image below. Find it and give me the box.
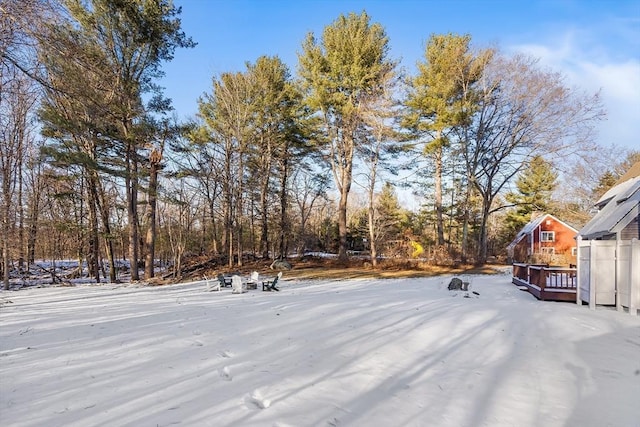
[262,271,282,292]
[205,275,220,292]
[246,271,259,290]
[217,273,231,287]
[231,275,246,294]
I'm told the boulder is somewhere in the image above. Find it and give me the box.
[270,259,292,271]
[448,277,469,291]
[448,277,463,290]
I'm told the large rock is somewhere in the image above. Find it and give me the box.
[270,259,292,271]
[448,277,469,291]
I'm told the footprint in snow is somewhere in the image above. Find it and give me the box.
[219,350,233,358]
[219,366,232,381]
[246,390,271,409]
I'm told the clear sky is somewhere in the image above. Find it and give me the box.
[160,0,640,151]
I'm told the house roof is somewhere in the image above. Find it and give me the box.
[579,175,640,240]
[506,213,578,250]
[596,161,640,208]
[615,161,640,185]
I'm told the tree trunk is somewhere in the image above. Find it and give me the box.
[278,155,289,258]
[27,205,37,266]
[125,138,140,281]
[175,244,183,279]
[461,178,471,264]
[259,168,269,258]
[225,195,233,268]
[17,154,24,272]
[367,151,379,268]
[144,149,162,279]
[336,133,354,263]
[257,132,271,259]
[2,203,9,290]
[337,183,350,262]
[27,166,41,268]
[208,199,219,255]
[235,152,244,267]
[95,179,117,282]
[434,145,445,246]
[477,195,492,265]
[223,144,233,267]
[73,180,86,279]
[368,203,378,267]
[86,177,101,282]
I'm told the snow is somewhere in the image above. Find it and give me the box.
[1,273,639,427]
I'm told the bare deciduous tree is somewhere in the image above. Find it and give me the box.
[462,53,605,264]
[358,68,399,267]
[0,66,38,289]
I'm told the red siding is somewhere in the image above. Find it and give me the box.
[511,215,577,265]
[535,217,576,257]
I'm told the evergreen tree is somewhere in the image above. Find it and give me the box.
[592,171,618,201]
[38,0,194,280]
[197,56,311,265]
[375,182,403,246]
[592,151,640,200]
[504,155,558,237]
[404,34,490,247]
[246,56,310,260]
[298,11,396,262]
[198,70,252,267]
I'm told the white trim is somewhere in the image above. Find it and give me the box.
[541,231,555,242]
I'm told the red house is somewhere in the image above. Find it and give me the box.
[507,213,578,265]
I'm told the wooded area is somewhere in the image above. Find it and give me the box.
[1,1,635,289]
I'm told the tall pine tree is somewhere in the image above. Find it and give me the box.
[504,155,558,237]
[298,11,396,262]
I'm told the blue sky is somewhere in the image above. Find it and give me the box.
[160,0,640,151]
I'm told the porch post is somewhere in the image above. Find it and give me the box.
[631,239,639,316]
[576,235,581,305]
[589,239,596,310]
[616,237,622,312]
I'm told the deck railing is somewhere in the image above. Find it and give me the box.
[512,263,577,301]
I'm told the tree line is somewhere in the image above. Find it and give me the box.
[2,0,628,289]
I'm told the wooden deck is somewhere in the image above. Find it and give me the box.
[512,263,577,302]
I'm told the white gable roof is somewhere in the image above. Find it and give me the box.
[579,176,640,240]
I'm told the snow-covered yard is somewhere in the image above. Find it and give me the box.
[1,273,639,427]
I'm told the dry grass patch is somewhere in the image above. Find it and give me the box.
[176,254,506,284]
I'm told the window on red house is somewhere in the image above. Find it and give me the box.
[541,231,555,242]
